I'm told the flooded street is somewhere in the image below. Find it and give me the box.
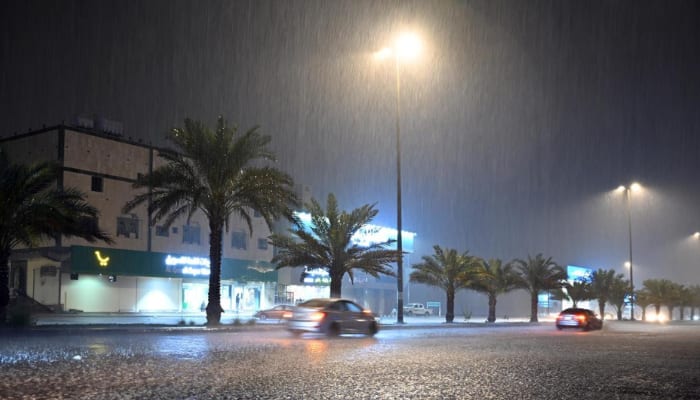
[2,322,699,399]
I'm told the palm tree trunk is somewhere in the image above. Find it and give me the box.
[617,308,622,320]
[206,221,224,326]
[598,299,606,321]
[679,306,685,321]
[329,270,343,298]
[0,250,10,324]
[530,291,538,322]
[487,293,497,323]
[445,287,455,323]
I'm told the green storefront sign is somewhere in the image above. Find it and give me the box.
[70,245,277,282]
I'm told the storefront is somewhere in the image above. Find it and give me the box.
[27,245,277,313]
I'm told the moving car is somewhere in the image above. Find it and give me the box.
[254,305,295,321]
[286,298,379,337]
[556,308,603,331]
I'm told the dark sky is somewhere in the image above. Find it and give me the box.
[2,0,700,287]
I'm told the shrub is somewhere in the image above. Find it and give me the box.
[7,305,34,327]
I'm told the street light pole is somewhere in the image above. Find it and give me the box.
[625,187,635,321]
[394,54,404,324]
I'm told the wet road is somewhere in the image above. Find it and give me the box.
[1,322,699,399]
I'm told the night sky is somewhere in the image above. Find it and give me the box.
[2,0,700,292]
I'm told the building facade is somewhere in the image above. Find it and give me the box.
[2,123,281,314]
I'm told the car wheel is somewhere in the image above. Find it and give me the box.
[556,325,563,330]
[290,330,303,338]
[326,322,341,337]
[259,314,267,321]
[367,321,378,336]
[407,311,413,316]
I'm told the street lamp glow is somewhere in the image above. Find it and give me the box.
[693,232,700,239]
[624,261,631,268]
[630,182,642,191]
[375,47,393,60]
[395,33,421,60]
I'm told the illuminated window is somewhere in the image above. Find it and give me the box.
[91,176,103,192]
[183,224,201,245]
[257,238,268,250]
[232,231,247,250]
[155,225,169,237]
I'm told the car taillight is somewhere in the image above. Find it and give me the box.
[310,311,326,321]
[362,309,373,316]
[282,311,293,319]
[576,315,587,322]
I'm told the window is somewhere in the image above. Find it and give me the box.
[155,225,169,237]
[257,238,269,250]
[232,231,247,250]
[91,176,103,192]
[183,224,201,245]
[116,215,139,239]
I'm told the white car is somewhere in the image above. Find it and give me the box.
[403,303,431,316]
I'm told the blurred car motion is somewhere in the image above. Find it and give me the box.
[556,308,603,331]
[286,298,379,337]
[254,305,295,321]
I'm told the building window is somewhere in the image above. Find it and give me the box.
[183,224,201,245]
[232,231,247,250]
[91,176,103,192]
[155,225,169,237]
[116,215,139,239]
[257,238,269,250]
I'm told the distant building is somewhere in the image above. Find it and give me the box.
[1,122,280,314]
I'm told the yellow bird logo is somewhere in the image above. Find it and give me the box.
[94,251,110,267]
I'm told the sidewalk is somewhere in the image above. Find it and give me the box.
[26,311,538,331]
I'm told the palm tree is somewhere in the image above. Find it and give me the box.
[642,279,676,321]
[123,117,298,325]
[564,280,593,308]
[688,285,700,321]
[269,193,398,298]
[0,150,112,319]
[635,289,651,321]
[512,254,567,322]
[590,269,622,320]
[608,275,630,320]
[470,258,521,322]
[410,246,480,323]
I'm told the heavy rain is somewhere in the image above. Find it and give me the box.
[2,1,699,316]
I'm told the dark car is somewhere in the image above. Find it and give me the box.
[286,298,379,337]
[556,308,603,331]
[254,305,295,321]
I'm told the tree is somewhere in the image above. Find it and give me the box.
[564,279,593,308]
[0,150,112,319]
[123,117,298,325]
[512,254,567,322]
[470,258,521,322]
[642,279,676,321]
[688,285,700,321]
[607,275,630,320]
[410,246,479,323]
[590,269,623,320]
[270,193,398,298]
[635,289,651,321]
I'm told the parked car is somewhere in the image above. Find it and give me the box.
[286,298,379,337]
[403,303,431,316]
[254,305,295,321]
[556,308,603,331]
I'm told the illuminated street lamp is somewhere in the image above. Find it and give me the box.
[375,32,421,324]
[617,182,642,320]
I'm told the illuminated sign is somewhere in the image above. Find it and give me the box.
[164,255,211,276]
[94,251,110,267]
[294,211,415,251]
[302,267,330,285]
[567,265,593,282]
